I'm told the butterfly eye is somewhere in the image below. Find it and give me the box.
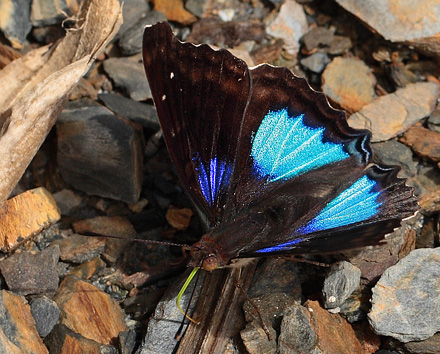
[202,254,218,272]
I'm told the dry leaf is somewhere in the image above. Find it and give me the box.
[0,0,122,203]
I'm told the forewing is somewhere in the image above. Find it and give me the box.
[143,23,251,226]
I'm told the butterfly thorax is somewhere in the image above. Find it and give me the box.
[189,208,281,271]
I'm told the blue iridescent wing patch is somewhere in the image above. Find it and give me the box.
[251,109,349,182]
[255,175,381,253]
[193,154,232,206]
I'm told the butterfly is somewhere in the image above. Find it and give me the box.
[142,22,417,277]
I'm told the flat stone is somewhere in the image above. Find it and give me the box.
[103,56,152,101]
[322,261,361,309]
[400,126,440,163]
[119,11,167,56]
[335,0,440,52]
[349,82,439,142]
[300,52,330,73]
[44,324,117,354]
[322,57,377,112]
[302,26,335,51]
[50,234,106,263]
[0,187,61,251]
[0,0,32,48]
[72,216,137,264]
[372,140,418,178]
[369,248,440,342]
[30,296,61,337]
[56,100,143,204]
[98,93,160,131]
[31,0,70,26]
[54,276,127,345]
[266,0,308,57]
[0,290,48,354]
[0,246,60,296]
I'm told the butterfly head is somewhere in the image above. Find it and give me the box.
[189,238,225,271]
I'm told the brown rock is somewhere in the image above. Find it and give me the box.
[0,187,60,251]
[0,246,60,296]
[45,324,114,354]
[166,206,193,230]
[69,257,106,280]
[400,126,440,163]
[51,233,106,263]
[322,57,377,112]
[73,216,137,263]
[349,82,439,142]
[0,290,48,354]
[418,188,440,214]
[54,276,127,345]
[306,300,365,353]
[152,0,196,25]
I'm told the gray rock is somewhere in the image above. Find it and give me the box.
[186,0,211,18]
[266,0,308,57]
[136,270,204,354]
[119,330,137,354]
[335,0,440,42]
[300,52,330,73]
[328,35,352,55]
[98,93,160,131]
[119,11,167,56]
[302,26,335,51]
[349,82,439,142]
[428,107,440,133]
[278,303,316,354]
[0,246,60,296]
[369,248,440,342]
[372,140,418,178]
[323,261,361,309]
[117,0,150,39]
[56,100,143,204]
[0,0,32,48]
[240,320,277,354]
[30,296,61,337]
[53,189,83,216]
[31,0,70,27]
[103,55,152,101]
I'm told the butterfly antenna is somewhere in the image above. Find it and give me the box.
[78,230,190,248]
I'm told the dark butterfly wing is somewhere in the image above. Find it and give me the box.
[143,23,251,227]
[143,22,418,261]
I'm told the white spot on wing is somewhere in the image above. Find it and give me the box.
[162,95,166,101]
[170,72,174,79]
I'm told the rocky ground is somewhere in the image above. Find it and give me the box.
[0,0,439,353]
